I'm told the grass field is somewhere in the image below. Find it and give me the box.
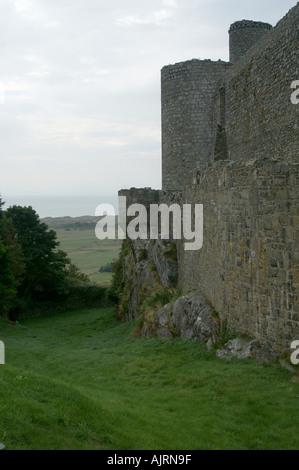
[55,228,122,286]
[0,307,299,450]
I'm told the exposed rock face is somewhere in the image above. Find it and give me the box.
[122,238,275,361]
[216,338,272,362]
[143,303,174,339]
[151,240,178,288]
[123,240,276,361]
[172,291,219,342]
[141,291,219,343]
[154,304,173,339]
[127,265,152,321]
[124,239,178,321]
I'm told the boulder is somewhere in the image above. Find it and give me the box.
[155,304,173,339]
[216,338,272,362]
[172,291,218,342]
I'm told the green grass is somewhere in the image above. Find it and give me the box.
[55,228,121,286]
[0,308,299,450]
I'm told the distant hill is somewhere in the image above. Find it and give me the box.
[41,215,117,231]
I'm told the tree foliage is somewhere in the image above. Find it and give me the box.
[5,205,70,301]
[107,239,131,303]
[0,198,20,315]
[0,238,18,316]
[0,197,105,319]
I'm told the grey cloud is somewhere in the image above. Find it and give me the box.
[0,0,297,199]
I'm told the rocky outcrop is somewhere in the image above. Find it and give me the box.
[141,290,220,344]
[216,337,272,362]
[171,291,219,342]
[151,240,178,288]
[142,303,174,339]
[121,239,276,362]
[125,252,156,321]
[124,239,178,321]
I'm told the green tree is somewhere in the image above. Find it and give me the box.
[65,262,90,287]
[0,196,21,316]
[5,205,70,301]
[0,238,18,316]
[108,239,131,303]
[0,213,25,282]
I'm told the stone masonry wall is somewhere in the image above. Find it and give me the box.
[161,59,231,190]
[118,187,161,237]
[224,3,299,164]
[170,159,299,355]
[228,20,272,64]
[118,3,299,356]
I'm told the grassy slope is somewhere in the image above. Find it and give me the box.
[0,308,299,450]
[55,228,121,285]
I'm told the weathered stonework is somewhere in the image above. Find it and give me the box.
[173,159,299,355]
[161,59,231,190]
[228,20,272,64]
[118,3,299,357]
[224,7,298,165]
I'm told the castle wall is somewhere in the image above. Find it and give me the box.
[118,188,161,236]
[228,20,272,64]
[161,59,231,190]
[118,3,299,356]
[171,160,299,355]
[224,3,299,164]
[173,4,299,354]
[118,188,161,211]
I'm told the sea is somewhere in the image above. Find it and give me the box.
[2,195,119,218]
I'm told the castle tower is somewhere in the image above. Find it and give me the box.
[161,59,231,191]
[229,20,272,63]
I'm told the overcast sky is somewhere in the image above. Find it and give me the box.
[0,0,297,201]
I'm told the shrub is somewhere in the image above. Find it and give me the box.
[18,285,108,319]
[107,240,132,304]
[99,262,113,273]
